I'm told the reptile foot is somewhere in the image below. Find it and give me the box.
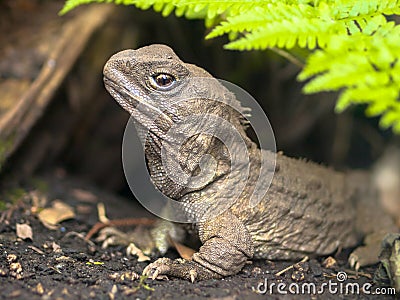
[143,257,220,282]
[349,243,381,271]
[143,257,173,280]
[349,232,391,270]
[143,257,199,282]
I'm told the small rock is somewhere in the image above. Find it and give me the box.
[294,261,309,272]
[109,271,140,282]
[322,256,337,268]
[291,270,305,282]
[10,262,22,273]
[32,283,44,295]
[0,268,8,276]
[16,223,33,240]
[251,266,263,275]
[6,254,17,263]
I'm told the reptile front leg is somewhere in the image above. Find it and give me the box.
[143,211,254,281]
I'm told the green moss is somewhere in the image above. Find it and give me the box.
[0,200,7,211]
[0,188,27,211]
[5,188,27,204]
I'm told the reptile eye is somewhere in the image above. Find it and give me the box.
[151,73,176,90]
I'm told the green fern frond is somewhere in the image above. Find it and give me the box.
[330,0,400,18]
[175,0,259,19]
[60,0,258,19]
[61,0,125,15]
[60,0,203,18]
[299,22,400,133]
[210,2,392,51]
[217,3,337,50]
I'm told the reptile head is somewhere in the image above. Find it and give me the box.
[105,45,200,119]
[103,43,252,146]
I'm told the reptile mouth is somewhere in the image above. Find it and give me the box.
[103,76,141,110]
[103,76,173,122]
[104,76,168,115]
[103,76,175,142]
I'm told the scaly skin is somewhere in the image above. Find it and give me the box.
[103,44,397,281]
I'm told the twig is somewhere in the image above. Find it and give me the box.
[85,218,156,241]
[275,256,309,276]
[343,269,373,279]
[28,245,45,255]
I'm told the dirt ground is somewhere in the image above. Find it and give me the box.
[0,173,396,300]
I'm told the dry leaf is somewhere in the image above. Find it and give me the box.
[168,236,195,260]
[16,223,33,240]
[32,283,44,295]
[51,242,62,253]
[38,200,75,227]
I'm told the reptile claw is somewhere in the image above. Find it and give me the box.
[349,254,355,268]
[189,270,197,283]
[143,265,150,276]
[152,269,160,280]
[143,258,173,280]
[354,262,360,271]
[348,253,360,271]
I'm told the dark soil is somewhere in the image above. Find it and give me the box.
[0,174,395,300]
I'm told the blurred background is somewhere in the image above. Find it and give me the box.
[0,0,398,200]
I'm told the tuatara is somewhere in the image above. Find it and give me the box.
[103,44,398,282]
